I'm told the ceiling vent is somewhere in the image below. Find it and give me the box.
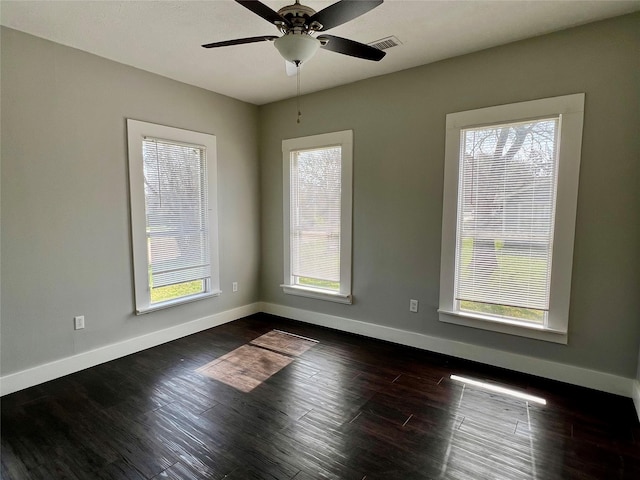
[368,35,402,51]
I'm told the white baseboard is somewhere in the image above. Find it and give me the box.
[0,303,261,396]
[633,380,640,419]
[260,302,635,399]
[2,301,635,405]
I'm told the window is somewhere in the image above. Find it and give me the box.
[282,130,353,304]
[439,94,585,343]
[127,119,220,314]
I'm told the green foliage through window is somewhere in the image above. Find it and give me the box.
[296,276,340,291]
[150,280,205,303]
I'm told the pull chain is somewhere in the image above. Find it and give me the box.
[296,61,302,124]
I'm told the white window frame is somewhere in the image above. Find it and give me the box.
[127,119,220,314]
[282,130,353,304]
[439,94,585,344]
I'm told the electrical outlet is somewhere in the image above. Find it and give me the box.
[409,299,418,313]
[74,315,85,330]
[232,282,238,292]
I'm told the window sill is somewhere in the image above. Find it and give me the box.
[438,309,567,344]
[282,285,352,304]
[136,290,221,315]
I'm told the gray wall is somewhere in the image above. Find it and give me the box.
[2,13,639,384]
[259,14,640,378]
[1,28,261,376]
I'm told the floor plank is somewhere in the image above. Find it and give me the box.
[2,313,639,479]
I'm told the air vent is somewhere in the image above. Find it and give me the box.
[368,35,402,50]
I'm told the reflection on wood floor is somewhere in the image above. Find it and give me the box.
[2,313,639,479]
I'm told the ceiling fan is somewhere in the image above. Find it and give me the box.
[202,0,386,66]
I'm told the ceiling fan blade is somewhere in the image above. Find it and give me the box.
[318,34,385,61]
[202,36,278,48]
[309,0,383,31]
[235,0,291,27]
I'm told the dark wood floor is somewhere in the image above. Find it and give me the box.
[2,313,639,479]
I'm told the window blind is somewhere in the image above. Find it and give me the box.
[143,138,210,290]
[290,146,342,285]
[455,118,559,313]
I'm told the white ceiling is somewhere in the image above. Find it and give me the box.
[2,0,639,105]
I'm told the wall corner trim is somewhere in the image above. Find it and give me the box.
[259,302,635,400]
[0,303,261,396]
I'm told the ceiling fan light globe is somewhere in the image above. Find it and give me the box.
[274,34,320,64]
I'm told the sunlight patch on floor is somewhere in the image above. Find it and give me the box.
[450,374,547,405]
[196,330,317,392]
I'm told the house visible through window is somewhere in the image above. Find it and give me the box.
[282,130,353,304]
[439,94,585,343]
[127,120,220,314]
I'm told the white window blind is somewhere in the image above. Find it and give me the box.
[143,137,210,291]
[290,146,342,288]
[282,130,353,304]
[455,118,559,319]
[440,94,584,342]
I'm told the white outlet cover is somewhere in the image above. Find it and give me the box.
[410,300,419,312]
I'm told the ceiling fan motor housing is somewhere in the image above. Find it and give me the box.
[277,2,318,31]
